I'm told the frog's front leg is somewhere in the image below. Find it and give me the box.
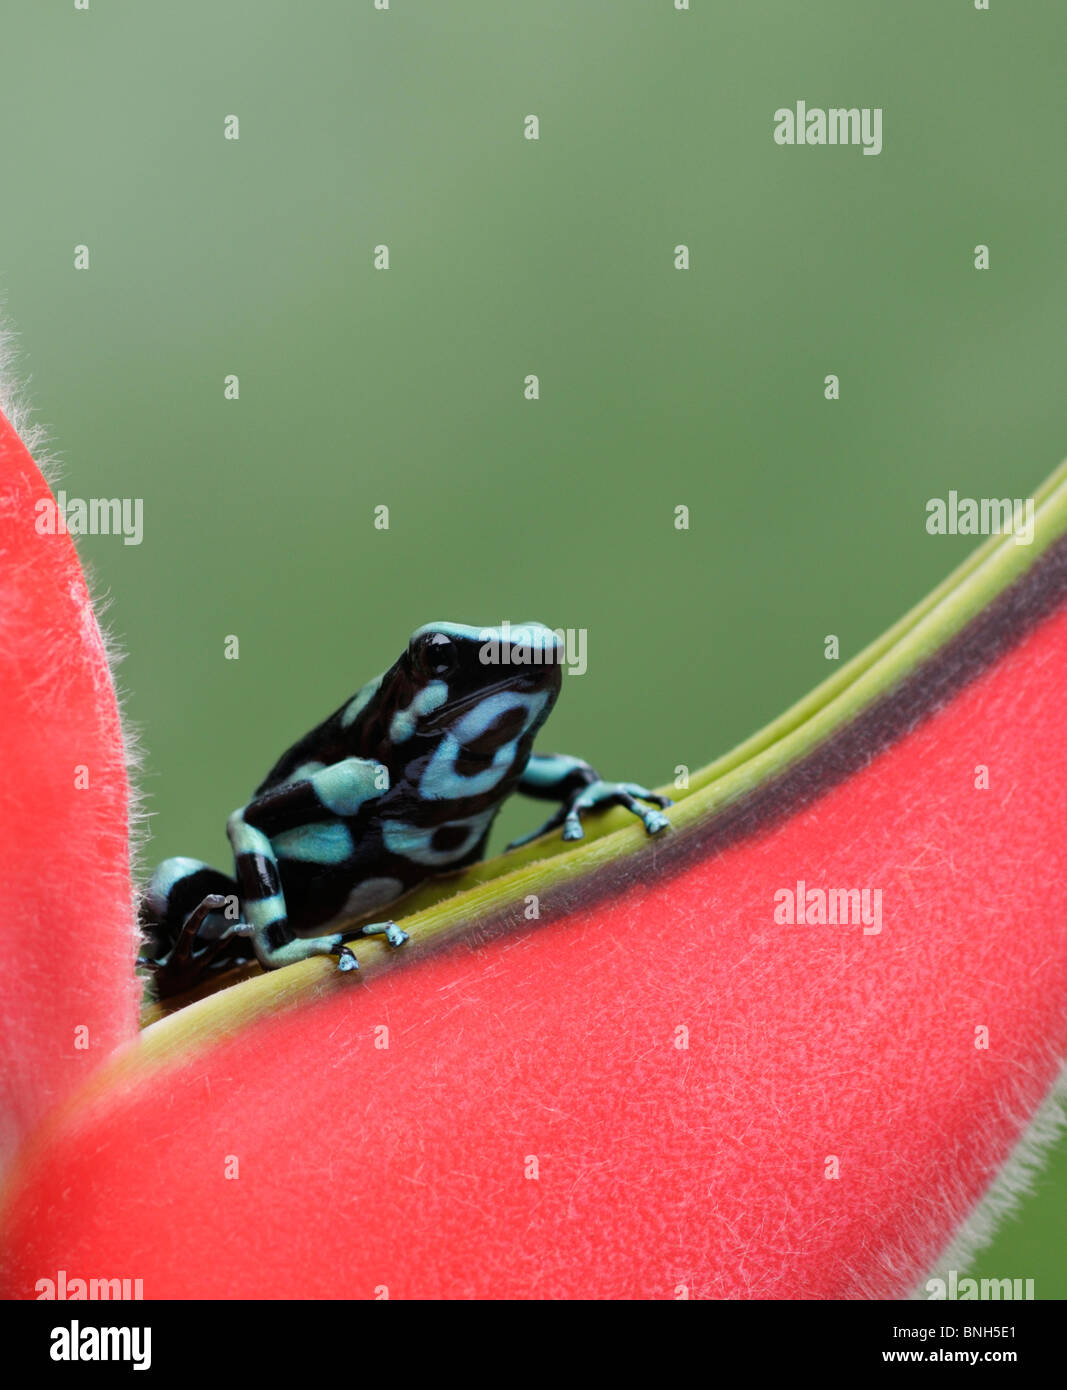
[508,752,673,848]
[228,757,390,972]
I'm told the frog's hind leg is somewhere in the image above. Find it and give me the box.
[138,857,246,997]
[223,759,388,973]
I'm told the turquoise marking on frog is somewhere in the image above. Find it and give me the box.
[312,757,388,815]
[273,821,355,863]
[382,805,499,867]
[389,680,449,743]
[421,689,552,800]
[341,678,380,729]
[138,621,673,997]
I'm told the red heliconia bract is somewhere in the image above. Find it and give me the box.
[1,406,1066,1298]
[0,409,138,1169]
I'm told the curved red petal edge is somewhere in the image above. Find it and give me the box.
[1,540,1066,1299]
[0,410,138,1167]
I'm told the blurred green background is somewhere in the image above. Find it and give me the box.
[1,1,1064,1294]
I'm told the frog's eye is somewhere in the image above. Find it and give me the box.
[417,632,458,680]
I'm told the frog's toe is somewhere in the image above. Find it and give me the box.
[508,805,569,850]
[261,931,348,970]
[220,920,255,940]
[610,782,673,833]
[360,920,409,948]
[605,788,670,835]
[562,811,586,841]
[337,946,360,972]
[617,782,672,807]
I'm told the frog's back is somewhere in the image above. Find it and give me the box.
[254,672,387,794]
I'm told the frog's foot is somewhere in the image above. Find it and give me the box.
[336,921,408,973]
[137,893,240,989]
[561,781,672,841]
[360,920,409,947]
[509,782,672,849]
[255,931,348,972]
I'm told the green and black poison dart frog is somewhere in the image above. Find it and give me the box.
[138,621,672,997]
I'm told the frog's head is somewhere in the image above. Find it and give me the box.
[396,620,563,759]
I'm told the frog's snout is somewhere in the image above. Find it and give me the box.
[511,655,561,690]
[502,623,565,677]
